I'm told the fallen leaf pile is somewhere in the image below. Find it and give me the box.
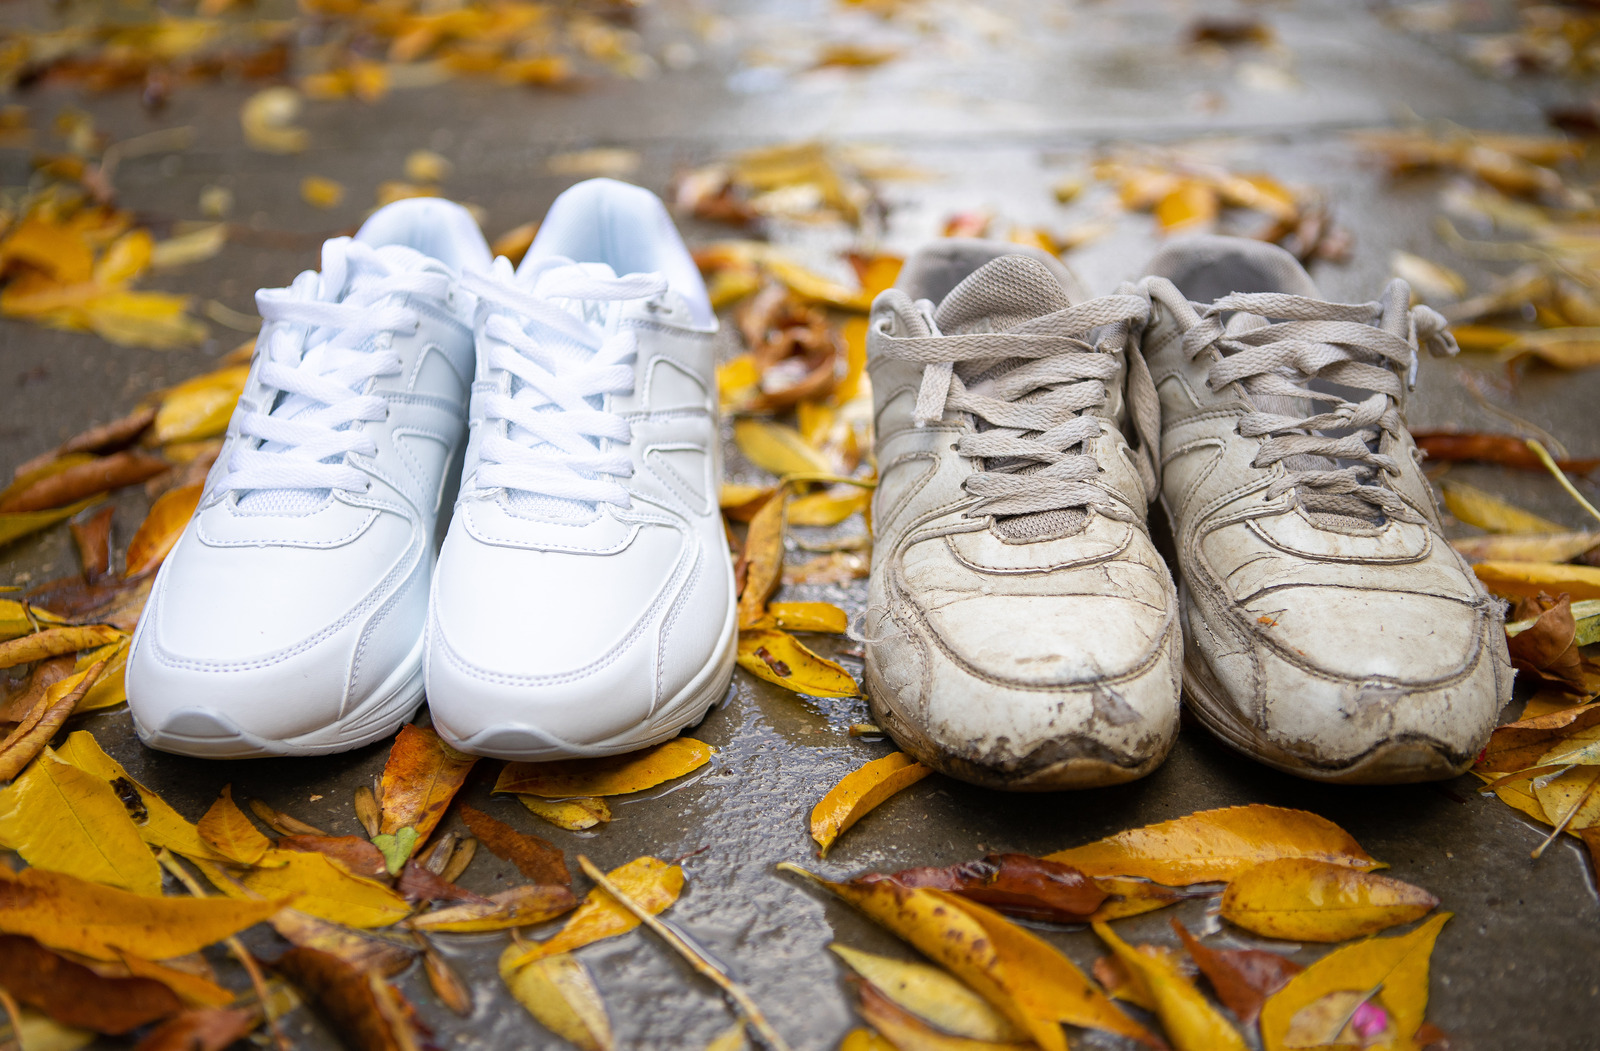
[787,804,1453,1051]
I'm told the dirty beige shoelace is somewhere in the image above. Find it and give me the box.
[1143,277,1458,520]
[875,291,1158,520]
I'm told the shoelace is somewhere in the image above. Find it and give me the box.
[218,239,451,498]
[460,261,668,509]
[1142,276,1458,520]
[875,291,1158,520]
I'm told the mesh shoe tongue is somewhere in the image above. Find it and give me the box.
[934,256,1090,541]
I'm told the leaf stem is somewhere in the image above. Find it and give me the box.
[1526,439,1600,525]
[1531,771,1600,859]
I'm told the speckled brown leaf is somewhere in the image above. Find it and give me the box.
[1171,919,1301,1026]
[132,1006,261,1051]
[0,934,181,1034]
[377,724,476,842]
[272,947,424,1051]
[278,835,390,882]
[459,804,568,886]
[887,854,1108,923]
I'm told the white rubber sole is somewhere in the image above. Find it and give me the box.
[432,597,739,762]
[133,634,428,759]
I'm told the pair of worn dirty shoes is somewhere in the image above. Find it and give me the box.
[864,239,1513,789]
[127,180,736,760]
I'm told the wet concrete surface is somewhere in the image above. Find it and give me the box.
[4,0,1600,1048]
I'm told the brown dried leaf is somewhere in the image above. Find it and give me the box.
[278,835,390,882]
[378,724,476,841]
[0,660,105,782]
[1476,702,1600,773]
[395,860,489,905]
[459,803,569,885]
[1171,919,1300,1026]
[133,1007,261,1051]
[268,910,416,978]
[1413,431,1600,473]
[886,853,1108,923]
[0,655,73,724]
[246,798,327,837]
[70,505,113,580]
[409,883,578,934]
[1506,593,1600,693]
[0,934,181,1034]
[272,947,423,1051]
[421,940,472,1016]
[0,452,168,514]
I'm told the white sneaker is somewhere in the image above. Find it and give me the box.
[126,199,491,758]
[425,179,735,761]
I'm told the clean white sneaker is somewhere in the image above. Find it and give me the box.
[126,199,491,758]
[425,178,735,761]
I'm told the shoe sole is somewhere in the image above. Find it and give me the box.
[1179,633,1470,785]
[133,633,428,759]
[433,595,739,761]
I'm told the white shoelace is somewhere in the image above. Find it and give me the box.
[460,260,668,510]
[218,239,452,501]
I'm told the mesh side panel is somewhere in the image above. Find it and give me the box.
[993,506,1087,540]
[505,490,594,520]
[1309,510,1384,531]
[237,487,330,514]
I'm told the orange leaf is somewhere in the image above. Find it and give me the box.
[377,723,477,840]
[493,738,713,798]
[810,752,931,855]
[124,483,202,579]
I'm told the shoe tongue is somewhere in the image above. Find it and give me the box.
[934,255,1073,335]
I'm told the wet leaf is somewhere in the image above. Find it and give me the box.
[1504,593,1600,693]
[377,724,476,848]
[829,944,1025,1043]
[1476,702,1600,774]
[0,500,100,548]
[0,452,168,514]
[499,948,613,1051]
[738,628,860,698]
[810,753,932,856]
[886,854,1108,923]
[0,934,181,1034]
[781,865,1158,1051]
[421,940,471,1016]
[1440,481,1564,534]
[241,87,308,153]
[1450,532,1600,564]
[0,747,160,894]
[1278,988,1386,1049]
[278,836,391,882]
[0,654,73,722]
[269,910,416,977]
[1473,560,1600,602]
[1045,805,1381,885]
[734,419,833,477]
[494,738,713,798]
[1414,431,1600,473]
[518,795,612,831]
[0,624,122,669]
[272,947,422,1051]
[737,489,786,628]
[0,660,105,782]
[409,883,577,933]
[1219,859,1438,942]
[197,785,272,867]
[854,980,1034,1051]
[459,803,569,885]
[1086,877,1193,921]
[768,601,849,633]
[840,1030,897,1051]
[55,731,221,861]
[1094,921,1246,1051]
[230,849,411,929]
[395,860,489,905]
[301,176,346,209]
[1171,919,1301,1026]
[0,865,286,961]
[508,856,684,964]
[1259,913,1450,1051]
[132,1006,260,1051]
[123,483,202,579]
[151,365,249,444]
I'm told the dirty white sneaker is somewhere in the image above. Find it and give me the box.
[862,241,1182,790]
[1140,236,1511,783]
[127,199,491,757]
[425,179,735,760]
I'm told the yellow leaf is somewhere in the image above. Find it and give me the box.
[720,482,775,520]
[94,229,153,285]
[1389,251,1465,302]
[0,748,161,895]
[405,150,453,183]
[1219,859,1438,942]
[494,738,713,798]
[1450,531,1600,564]
[499,948,613,1051]
[518,795,612,831]
[1093,922,1247,1051]
[149,224,228,269]
[1260,914,1450,1051]
[377,723,477,842]
[768,601,849,633]
[717,353,761,405]
[1502,328,1600,369]
[1045,804,1381,885]
[152,364,249,444]
[409,883,578,933]
[0,499,99,548]
[547,148,640,180]
[75,637,129,711]
[829,944,1026,1043]
[708,267,763,311]
[738,489,786,628]
[491,221,540,266]
[854,980,1034,1050]
[508,856,684,966]
[123,482,202,579]
[231,849,410,929]
[839,1029,896,1051]
[375,181,438,207]
[300,176,346,209]
[734,419,833,477]
[0,624,122,669]
[810,752,932,856]
[787,487,870,527]
[1085,876,1188,921]
[0,865,286,962]
[55,730,222,861]
[198,785,272,866]
[86,290,207,350]
[781,865,1157,1051]
[1473,560,1600,602]
[1441,481,1564,534]
[1154,181,1219,231]
[738,628,860,698]
[762,255,871,311]
[0,661,105,782]
[241,87,308,153]
[1532,766,1600,832]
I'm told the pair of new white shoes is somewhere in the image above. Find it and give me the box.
[127,180,738,760]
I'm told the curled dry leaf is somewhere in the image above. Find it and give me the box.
[0,624,122,669]
[886,853,1108,923]
[1045,805,1380,885]
[0,865,286,961]
[0,654,73,722]
[1220,859,1438,943]
[0,747,161,895]
[1474,560,1600,601]
[269,910,416,977]
[494,738,713,798]
[272,947,422,1051]
[440,839,477,885]
[1259,913,1450,1051]
[1094,922,1247,1051]
[780,865,1157,1051]
[354,785,381,839]
[197,785,272,867]
[0,934,181,1034]
[810,752,931,856]
[241,87,308,154]
[854,980,1034,1051]
[395,859,489,905]
[738,628,860,698]
[132,1006,261,1051]
[1087,877,1193,922]
[1413,431,1600,474]
[421,940,472,1017]
[408,883,577,933]
[55,731,221,861]
[278,836,391,882]
[507,856,684,965]
[1505,593,1600,693]
[225,850,411,929]
[767,601,849,634]
[499,949,613,1051]
[829,944,1025,1043]
[1171,919,1301,1026]
[0,453,169,515]
[519,795,612,831]
[1441,482,1564,535]
[123,483,202,579]
[1476,702,1600,774]
[737,489,786,629]
[0,660,105,782]
[459,803,569,885]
